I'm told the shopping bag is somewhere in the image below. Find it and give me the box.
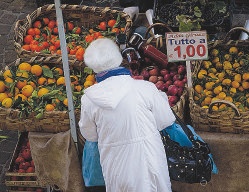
[82,141,105,187]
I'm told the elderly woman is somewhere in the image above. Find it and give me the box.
[79,38,175,192]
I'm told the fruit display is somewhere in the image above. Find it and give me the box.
[5,132,47,191]
[21,14,125,61]
[14,4,131,62]
[192,45,249,112]
[0,60,95,119]
[129,56,187,107]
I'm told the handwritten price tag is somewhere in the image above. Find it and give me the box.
[166,31,208,62]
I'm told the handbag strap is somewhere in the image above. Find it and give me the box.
[170,109,210,152]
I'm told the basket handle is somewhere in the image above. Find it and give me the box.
[144,23,173,39]
[223,27,249,42]
[208,99,241,117]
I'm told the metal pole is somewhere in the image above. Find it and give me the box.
[54,0,78,151]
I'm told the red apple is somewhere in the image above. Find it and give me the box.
[163,74,171,82]
[26,166,35,173]
[140,69,150,79]
[22,149,31,161]
[168,96,179,106]
[167,85,179,96]
[149,75,158,83]
[155,80,164,89]
[132,75,144,80]
[160,69,169,76]
[148,67,159,76]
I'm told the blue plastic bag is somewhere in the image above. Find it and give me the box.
[161,123,218,174]
[82,141,105,187]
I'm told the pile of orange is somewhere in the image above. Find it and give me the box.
[0,62,96,117]
[193,46,249,112]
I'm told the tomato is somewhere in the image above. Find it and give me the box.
[108,19,116,28]
[99,21,107,31]
[22,44,31,51]
[33,20,42,28]
[66,21,74,31]
[48,20,56,29]
[54,40,60,49]
[27,28,36,36]
[111,28,120,34]
[53,27,58,34]
[75,47,85,61]
[23,35,33,44]
[42,17,50,25]
[73,27,81,34]
[93,32,102,39]
[42,41,50,49]
[34,28,41,35]
[49,45,57,54]
[85,35,94,43]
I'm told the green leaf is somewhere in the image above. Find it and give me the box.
[83,67,93,75]
[42,67,53,78]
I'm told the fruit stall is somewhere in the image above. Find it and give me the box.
[0,0,249,191]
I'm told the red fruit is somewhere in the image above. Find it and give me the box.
[168,96,179,106]
[30,160,35,167]
[26,166,35,173]
[173,74,183,81]
[160,69,169,76]
[99,21,107,31]
[149,75,158,83]
[163,74,171,82]
[148,67,159,76]
[173,80,185,88]
[140,69,150,79]
[15,156,25,164]
[157,76,164,81]
[169,71,177,77]
[18,169,26,173]
[177,87,184,97]
[22,149,32,160]
[167,85,179,96]
[164,80,173,90]
[178,65,186,75]
[155,80,164,90]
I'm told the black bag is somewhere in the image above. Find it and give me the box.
[161,110,212,184]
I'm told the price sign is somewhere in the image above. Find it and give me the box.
[166,31,208,62]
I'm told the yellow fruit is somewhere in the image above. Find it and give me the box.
[212,105,219,111]
[205,82,215,90]
[197,70,207,79]
[70,75,79,85]
[75,85,82,92]
[45,104,55,111]
[242,81,249,89]
[234,74,242,83]
[0,81,6,93]
[213,85,222,95]
[16,70,29,79]
[3,70,12,79]
[224,54,232,61]
[63,98,68,106]
[57,77,65,86]
[0,92,8,102]
[28,81,36,88]
[222,79,231,86]
[209,68,217,74]
[229,46,238,54]
[37,77,47,85]
[205,90,213,97]
[84,80,94,88]
[242,73,249,81]
[215,62,223,69]
[18,62,32,71]
[223,61,232,70]
[55,68,63,75]
[230,87,236,94]
[47,78,56,84]
[217,72,225,81]
[211,49,219,57]
[238,86,244,92]
[16,80,27,90]
[212,57,220,64]
[219,104,227,110]
[217,92,226,100]
[37,88,49,97]
[2,98,13,108]
[5,77,14,84]
[224,96,233,103]
[30,65,43,76]
[21,85,34,97]
[14,94,27,101]
[203,96,212,105]
[202,61,211,69]
[233,62,240,69]
[231,81,240,89]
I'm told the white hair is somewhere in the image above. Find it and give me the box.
[84,38,123,73]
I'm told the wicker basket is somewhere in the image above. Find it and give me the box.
[14,4,132,61]
[144,22,173,54]
[189,27,249,134]
[0,56,83,133]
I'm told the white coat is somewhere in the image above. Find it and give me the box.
[79,75,176,192]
